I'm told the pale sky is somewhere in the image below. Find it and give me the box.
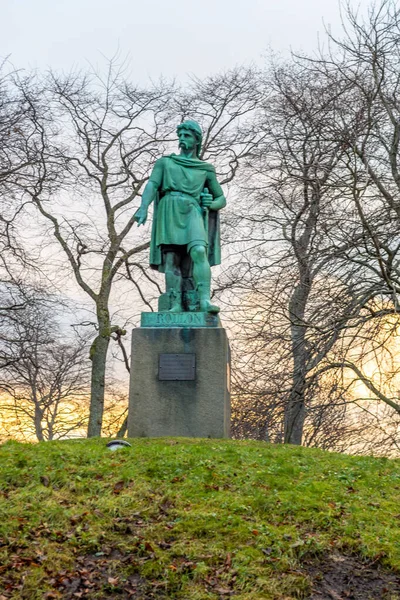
[2,0,371,81]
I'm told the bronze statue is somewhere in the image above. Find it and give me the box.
[135,120,226,314]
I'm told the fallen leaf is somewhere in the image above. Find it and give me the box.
[113,481,125,494]
[182,561,196,572]
[171,476,185,483]
[40,476,50,487]
[158,541,172,549]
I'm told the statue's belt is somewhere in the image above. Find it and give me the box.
[161,191,203,212]
[163,191,199,202]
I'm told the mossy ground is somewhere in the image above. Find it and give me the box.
[0,438,400,599]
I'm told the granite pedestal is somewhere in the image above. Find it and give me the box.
[128,313,231,438]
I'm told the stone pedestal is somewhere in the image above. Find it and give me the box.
[128,314,231,438]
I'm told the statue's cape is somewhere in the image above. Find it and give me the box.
[147,154,221,272]
[165,153,215,172]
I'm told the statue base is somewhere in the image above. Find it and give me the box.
[128,314,231,439]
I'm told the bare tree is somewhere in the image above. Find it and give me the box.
[0,63,50,375]
[289,0,400,432]
[223,59,370,445]
[11,62,177,436]
[226,3,400,450]
[0,293,90,442]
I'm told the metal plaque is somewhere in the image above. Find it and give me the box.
[159,353,196,381]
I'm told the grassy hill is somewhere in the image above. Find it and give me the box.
[0,438,399,599]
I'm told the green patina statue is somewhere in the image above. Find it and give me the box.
[135,120,226,314]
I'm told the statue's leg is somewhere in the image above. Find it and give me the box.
[165,251,183,312]
[190,245,219,314]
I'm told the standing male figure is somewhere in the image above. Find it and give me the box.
[135,120,226,314]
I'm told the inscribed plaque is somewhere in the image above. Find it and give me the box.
[158,354,196,381]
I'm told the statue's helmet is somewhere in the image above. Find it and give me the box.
[176,120,203,157]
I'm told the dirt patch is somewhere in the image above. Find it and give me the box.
[304,552,400,600]
[45,551,168,599]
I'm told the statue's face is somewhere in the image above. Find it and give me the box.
[178,128,197,153]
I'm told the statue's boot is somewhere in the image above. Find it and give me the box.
[197,282,220,314]
[168,289,183,313]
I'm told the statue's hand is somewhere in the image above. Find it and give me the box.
[200,188,213,209]
[134,206,148,226]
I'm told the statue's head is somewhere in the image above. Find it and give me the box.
[177,120,202,157]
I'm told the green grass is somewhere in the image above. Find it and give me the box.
[0,438,400,599]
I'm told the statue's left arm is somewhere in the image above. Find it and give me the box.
[204,168,226,210]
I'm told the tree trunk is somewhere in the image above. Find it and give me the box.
[117,415,128,438]
[34,405,45,442]
[284,283,309,445]
[284,375,306,444]
[87,303,111,437]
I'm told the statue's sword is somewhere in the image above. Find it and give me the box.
[202,187,209,256]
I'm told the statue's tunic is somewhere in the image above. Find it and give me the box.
[148,154,224,272]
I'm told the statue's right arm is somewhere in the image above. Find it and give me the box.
[134,182,156,226]
[134,159,163,226]
[141,181,158,210]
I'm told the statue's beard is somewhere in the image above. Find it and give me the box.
[179,142,195,152]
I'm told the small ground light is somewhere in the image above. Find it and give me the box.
[106,440,132,451]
